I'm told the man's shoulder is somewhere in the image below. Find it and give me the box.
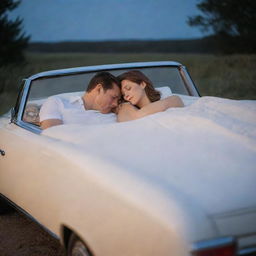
[50,93,84,104]
[41,93,84,114]
[45,94,73,106]
[45,94,63,102]
[40,95,62,111]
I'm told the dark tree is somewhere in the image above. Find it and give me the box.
[187,0,256,53]
[0,0,30,66]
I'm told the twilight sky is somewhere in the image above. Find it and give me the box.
[10,0,204,42]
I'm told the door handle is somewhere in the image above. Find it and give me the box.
[0,149,5,156]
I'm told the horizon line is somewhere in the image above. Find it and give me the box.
[29,37,210,44]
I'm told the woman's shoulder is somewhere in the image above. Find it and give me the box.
[119,102,138,110]
[165,95,181,100]
[163,95,184,107]
[117,102,139,122]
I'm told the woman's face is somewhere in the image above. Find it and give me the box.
[121,80,146,106]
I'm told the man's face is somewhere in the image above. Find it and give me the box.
[94,83,121,114]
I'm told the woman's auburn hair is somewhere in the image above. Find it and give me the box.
[118,70,161,102]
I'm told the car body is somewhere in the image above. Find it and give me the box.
[0,61,255,256]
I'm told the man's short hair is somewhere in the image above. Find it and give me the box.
[86,72,120,92]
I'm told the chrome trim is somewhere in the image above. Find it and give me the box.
[28,61,182,80]
[17,79,31,122]
[192,236,236,251]
[11,79,30,124]
[11,79,42,133]
[239,246,256,255]
[7,78,42,134]
[179,66,200,97]
[15,120,41,134]
[11,80,25,123]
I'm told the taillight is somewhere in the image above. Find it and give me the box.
[192,237,236,256]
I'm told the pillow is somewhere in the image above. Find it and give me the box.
[157,86,172,99]
[157,86,199,106]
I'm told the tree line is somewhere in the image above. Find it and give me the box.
[27,37,220,54]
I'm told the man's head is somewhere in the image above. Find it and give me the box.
[85,72,121,114]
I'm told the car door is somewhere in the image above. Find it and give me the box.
[0,121,65,233]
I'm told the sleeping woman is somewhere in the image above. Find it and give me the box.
[116,70,184,122]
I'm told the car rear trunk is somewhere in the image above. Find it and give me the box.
[42,101,256,252]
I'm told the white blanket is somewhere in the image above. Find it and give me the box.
[43,96,256,214]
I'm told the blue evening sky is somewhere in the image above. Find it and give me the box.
[10,0,204,42]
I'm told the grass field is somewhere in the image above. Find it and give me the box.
[0,52,255,115]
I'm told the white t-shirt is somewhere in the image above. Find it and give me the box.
[39,95,117,125]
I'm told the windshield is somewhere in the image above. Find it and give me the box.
[22,66,191,127]
[28,66,189,100]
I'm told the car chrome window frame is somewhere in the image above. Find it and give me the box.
[11,79,26,123]
[179,66,200,97]
[11,61,200,134]
[11,78,42,134]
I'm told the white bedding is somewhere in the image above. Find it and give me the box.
[42,96,256,214]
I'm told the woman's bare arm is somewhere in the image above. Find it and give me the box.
[138,95,184,118]
[117,95,184,122]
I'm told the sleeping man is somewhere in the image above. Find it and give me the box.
[39,72,121,129]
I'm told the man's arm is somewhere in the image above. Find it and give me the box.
[117,95,184,122]
[39,96,63,129]
[40,119,63,130]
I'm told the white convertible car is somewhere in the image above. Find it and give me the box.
[0,62,256,256]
